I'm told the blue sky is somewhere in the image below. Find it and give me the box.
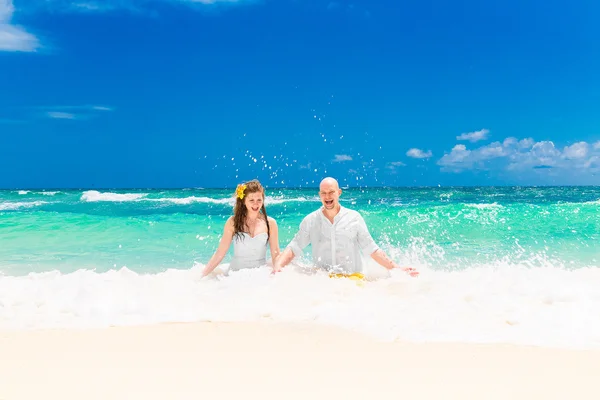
[1,0,599,188]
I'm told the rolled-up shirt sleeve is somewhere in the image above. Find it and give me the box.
[356,215,380,255]
[287,215,312,257]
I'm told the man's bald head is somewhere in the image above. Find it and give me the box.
[319,177,340,191]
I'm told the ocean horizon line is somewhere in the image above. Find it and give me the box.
[2,184,600,191]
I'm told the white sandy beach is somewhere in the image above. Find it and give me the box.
[1,322,599,400]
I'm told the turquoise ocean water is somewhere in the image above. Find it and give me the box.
[1,187,599,348]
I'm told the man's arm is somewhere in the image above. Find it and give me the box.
[356,214,419,277]
[370,249,419,277]
[370,248,398,270]
[272,248,295,273]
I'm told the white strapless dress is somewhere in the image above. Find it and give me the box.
[228,232,268,272]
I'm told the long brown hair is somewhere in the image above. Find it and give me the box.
[233,179,270,242]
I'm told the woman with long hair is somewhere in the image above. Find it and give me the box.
[201,179,280,277]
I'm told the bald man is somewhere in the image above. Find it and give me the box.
[273,177,418,277]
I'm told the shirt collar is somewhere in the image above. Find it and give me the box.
[320,204,347,221]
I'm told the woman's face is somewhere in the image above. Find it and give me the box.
[244,191,264,214]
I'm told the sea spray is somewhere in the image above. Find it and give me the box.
[1,187,599,348]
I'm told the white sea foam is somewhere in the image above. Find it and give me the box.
[147,195,314,206]
[78,192,313,206]
[266,196,316,205]
[12,190,57,196]
[150,196,232,205]
[81,191,147,202]
[465,202,503,209]
[0,201,47,211]
[0,261,599,350]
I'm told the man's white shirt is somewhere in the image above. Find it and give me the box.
[286,206,380,274]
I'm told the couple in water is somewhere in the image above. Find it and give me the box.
[201,177,419,279]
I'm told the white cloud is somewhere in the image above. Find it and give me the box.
[501,137,535,149]
[47,104,114,111]
[41,105,113,120]
[584,156,600,170]
[437,137,600,176]
[47,111,77,119]
[333,154,352,162]
[457,128,490,143]
[0,1,12,20]
[507,141,561,170]
[0,0,40,52]
[2,0,258,52]
[92,105,113,111]
[563,142,589,160]
[593,141,600,150]
[36,0,257,13]
[388,161,406,167]
[517,138,535,149]
[386,161,406,174]
[71,2,110,11]
[437,144,474,171]
[406,148,432,159]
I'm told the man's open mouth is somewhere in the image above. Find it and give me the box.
[325,200,334,206]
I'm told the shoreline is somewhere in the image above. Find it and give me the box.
[1,321,599,400]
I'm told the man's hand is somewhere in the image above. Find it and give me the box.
[271,248,294,274]
[399,266,419,277]
[371,249,419,277]
[271,264,283,274]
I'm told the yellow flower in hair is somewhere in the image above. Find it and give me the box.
[236,184,247,200]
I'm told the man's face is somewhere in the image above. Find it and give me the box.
[319,182,341,210]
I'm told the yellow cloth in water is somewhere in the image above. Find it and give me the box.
[329,272,365,281]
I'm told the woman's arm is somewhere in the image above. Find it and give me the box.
[201,217,234,277]
[267,217,281,266]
